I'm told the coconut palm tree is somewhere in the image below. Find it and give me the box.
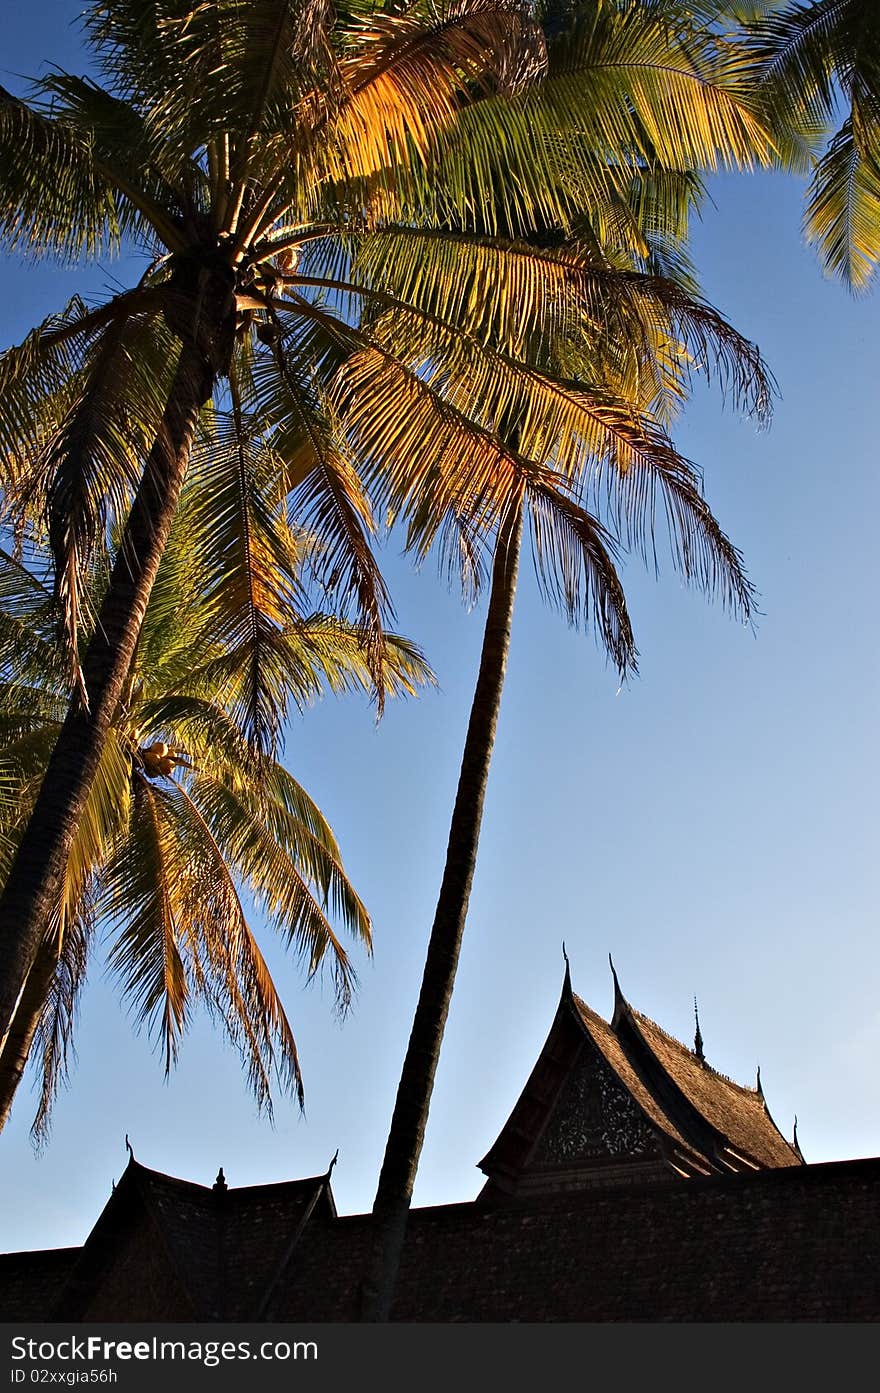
[351,1,795,1318]
[0,0,782,1057]
[748,0,880,290]
[0,440,432,1138]
[355,250,777,1318]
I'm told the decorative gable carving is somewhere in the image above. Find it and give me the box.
[531,1040,657,1168]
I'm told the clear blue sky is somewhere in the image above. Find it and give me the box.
[2,4,879,1254]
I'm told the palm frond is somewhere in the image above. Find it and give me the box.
[186,770,369,997]
[159,776,305,1111]
[0,84,119,260]
[804,114,880,290]
[46,311,181,692]
[304,0,546,197]
[247,312,394,699]
[29,907,93,1146]
[526,472,636,675]
[748,0,880,286]
[104,773,189,1074]
[183,404,310,753]
[403,3,777,235]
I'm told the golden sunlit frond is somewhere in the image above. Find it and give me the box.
[748,0,880,288]
[104,773,189,1075]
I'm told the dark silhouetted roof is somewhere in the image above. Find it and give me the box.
[38,1156,337,1321]
[0,1248,79,1320]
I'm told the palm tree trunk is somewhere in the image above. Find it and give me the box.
[0,938,57,1130]
[0,290,228,1096]
[359,491,525,1322]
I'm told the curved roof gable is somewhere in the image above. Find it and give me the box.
[570,993,689,1151]
[628,1010,801,1169]
[479,963,803,1198]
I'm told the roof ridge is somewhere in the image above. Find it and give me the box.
[224,1174,332,1198]
[631,1010,761,1099]
[571,992,609,1026]
[128,1161,334,1200]
[128,1161,216,1198]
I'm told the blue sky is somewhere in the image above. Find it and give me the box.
[1,4,879,1254]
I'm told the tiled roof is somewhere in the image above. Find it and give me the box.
[47,1159,336,1321]
[4,1156,880,1321]
[571,993,689,1149]
[482,970,803,1192]
[133,1167,226,1318]
[630,1009,800,1169]
[573,973,802,1172]
[218,1177,335,1319]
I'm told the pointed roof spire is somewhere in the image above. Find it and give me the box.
[124,1134,134,1160]
[756,1065,764,1099]
[793,1116,805,1161]
[608,954,627,1026]
[561,941,571,995]
[213,1167,228,1193]
[693,996,705,1063]
[326,1149,339,1180]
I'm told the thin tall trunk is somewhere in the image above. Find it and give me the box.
[0,938,57,1130]
[359,492,525,1322]
[0,285,229,1092]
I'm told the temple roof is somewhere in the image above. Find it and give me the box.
[5,1155,880,1322]
[624,1006,799,1170]
[570,993,690,1150]
[52,1155,337,1320]
[479,963,802,1196]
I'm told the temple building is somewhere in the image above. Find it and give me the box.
[3,964,878,1321]
[478,957,802,1199]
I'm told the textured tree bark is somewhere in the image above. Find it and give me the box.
[0,276,231,1109]
[359,491,524,1321]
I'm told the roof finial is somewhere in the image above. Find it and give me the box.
[608,954,626,1026]
[792,1116,805,1161]
[326,1149,339,1180]
[213,1167,228,1193]
[125,1133,134,1160]
[755,1065,764,1099]
[561,941,571,994]
[693,996,705,1063]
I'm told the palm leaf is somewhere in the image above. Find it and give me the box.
[29,905,93,1146]
[0,84,120,260]
[183,404,310,753]
[525,471,636,674]
[804,115,880,290]
[45,310,181,692]
[104,773,189,1074]
[158,776,305,1111]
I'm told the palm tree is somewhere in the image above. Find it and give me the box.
[0,448,432,1138]
[0,0,783,1057]
[748,0,880,290]
[354,3,791,1319]
[357,261,776,1320]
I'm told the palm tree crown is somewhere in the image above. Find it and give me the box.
[0,452,432,1140]
[0,0,786,1078]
